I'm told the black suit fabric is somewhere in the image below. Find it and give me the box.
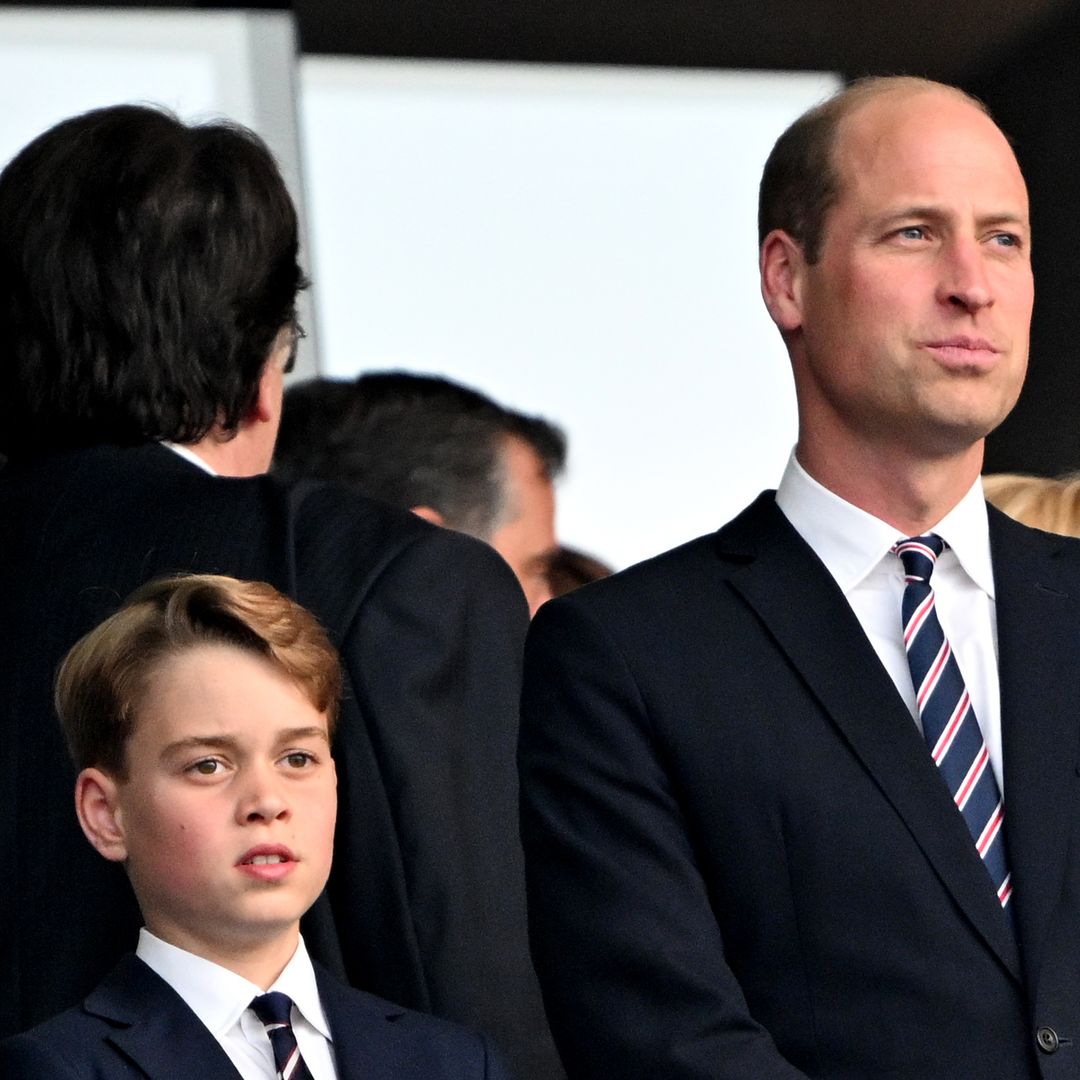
[0,954,512,1079]
[519,490,1080,1079]
[0,443,560,1080]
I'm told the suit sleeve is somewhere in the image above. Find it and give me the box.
[341,528,563,1080]
[519,596,810,1080]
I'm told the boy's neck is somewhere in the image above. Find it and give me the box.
[144,921,302,990]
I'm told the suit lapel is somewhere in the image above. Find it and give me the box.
[991,509,1080,984]
[316,965,404,1080]
[86,956,244,1080]
[719,494,1021,981]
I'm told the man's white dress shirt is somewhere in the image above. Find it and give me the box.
[163,441,217,475]
[136,930,338,1080]
[775,452,1004,791]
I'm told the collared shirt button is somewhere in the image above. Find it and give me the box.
[1036,1027,1060,1053]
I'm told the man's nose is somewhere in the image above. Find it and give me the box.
[937,238,994,314]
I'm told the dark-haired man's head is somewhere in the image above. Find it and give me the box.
[758,76,1031,516]
[274,373,566,614]
[0,103,305,474]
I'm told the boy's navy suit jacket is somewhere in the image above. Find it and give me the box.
[0,954,511,1079]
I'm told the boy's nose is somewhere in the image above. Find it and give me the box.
[236,772,290,823]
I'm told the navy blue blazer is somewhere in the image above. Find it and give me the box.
[0,954,511,1079]
[520,492,1080,1079]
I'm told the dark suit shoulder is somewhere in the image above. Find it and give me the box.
[269,471,526,634]
[531,491,783,650]
[317,968,513,1080]
[0,955,240,1080]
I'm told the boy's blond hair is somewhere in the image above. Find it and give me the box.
[56,574,342,779]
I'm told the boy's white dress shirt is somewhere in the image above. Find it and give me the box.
[137,929,338,1080]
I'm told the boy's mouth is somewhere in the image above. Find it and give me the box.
[237,845,298,880]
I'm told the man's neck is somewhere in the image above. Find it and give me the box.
[794,435,985,536]
[183,427,272,478]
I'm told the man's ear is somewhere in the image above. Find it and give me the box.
[410,505,446,526]
[251,360,279,425]
[75,767,128,863]
[760,228,808,334]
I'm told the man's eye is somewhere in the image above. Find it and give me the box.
[897,225,925,240]
[283,751,315,769]
[992,232,1020,247]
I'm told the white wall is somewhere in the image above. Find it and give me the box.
[300,60,839,568]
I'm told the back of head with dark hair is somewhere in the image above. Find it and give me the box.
[274,371,565,541]
[0,103,304,458]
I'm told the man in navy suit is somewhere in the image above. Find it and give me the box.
[0,104,559,1080]
[520,76,1080,1078]
[0,574,510,1079]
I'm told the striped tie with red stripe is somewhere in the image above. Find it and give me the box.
[893,534,1013,916]
[250,992,314,1080]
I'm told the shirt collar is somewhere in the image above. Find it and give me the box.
[775,451,994,599]
[162,440,218,476]
[136,929,332,1041]
[268,936,332,1041]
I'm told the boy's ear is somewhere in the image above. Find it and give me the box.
[74,767,129,863]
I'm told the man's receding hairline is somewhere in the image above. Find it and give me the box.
[815,79,1002,254]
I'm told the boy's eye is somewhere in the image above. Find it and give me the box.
[283,751,315,769]
[189,758,222,776]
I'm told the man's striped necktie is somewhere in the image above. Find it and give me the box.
[893,534,1013,916]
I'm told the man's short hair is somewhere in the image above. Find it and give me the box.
[273,372,567,541]
[758,76,991,264]
[0,104,305,458]
[55,574,342,780]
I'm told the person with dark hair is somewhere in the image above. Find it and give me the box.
[521,76,1080,1078]
[0,105,562,1080]
[274,372,567,615]
[0,103,302,464]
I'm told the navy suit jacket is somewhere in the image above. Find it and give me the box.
[0,443,561,1080]
[520,492,1080,1079]
[0,954,511,1079]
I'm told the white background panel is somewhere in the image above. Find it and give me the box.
[301,60,840,568]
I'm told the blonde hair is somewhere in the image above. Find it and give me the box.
[56,574,342,778]
[983,472,1080,537]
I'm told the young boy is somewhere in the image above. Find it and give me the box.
[0,574,511,1080]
